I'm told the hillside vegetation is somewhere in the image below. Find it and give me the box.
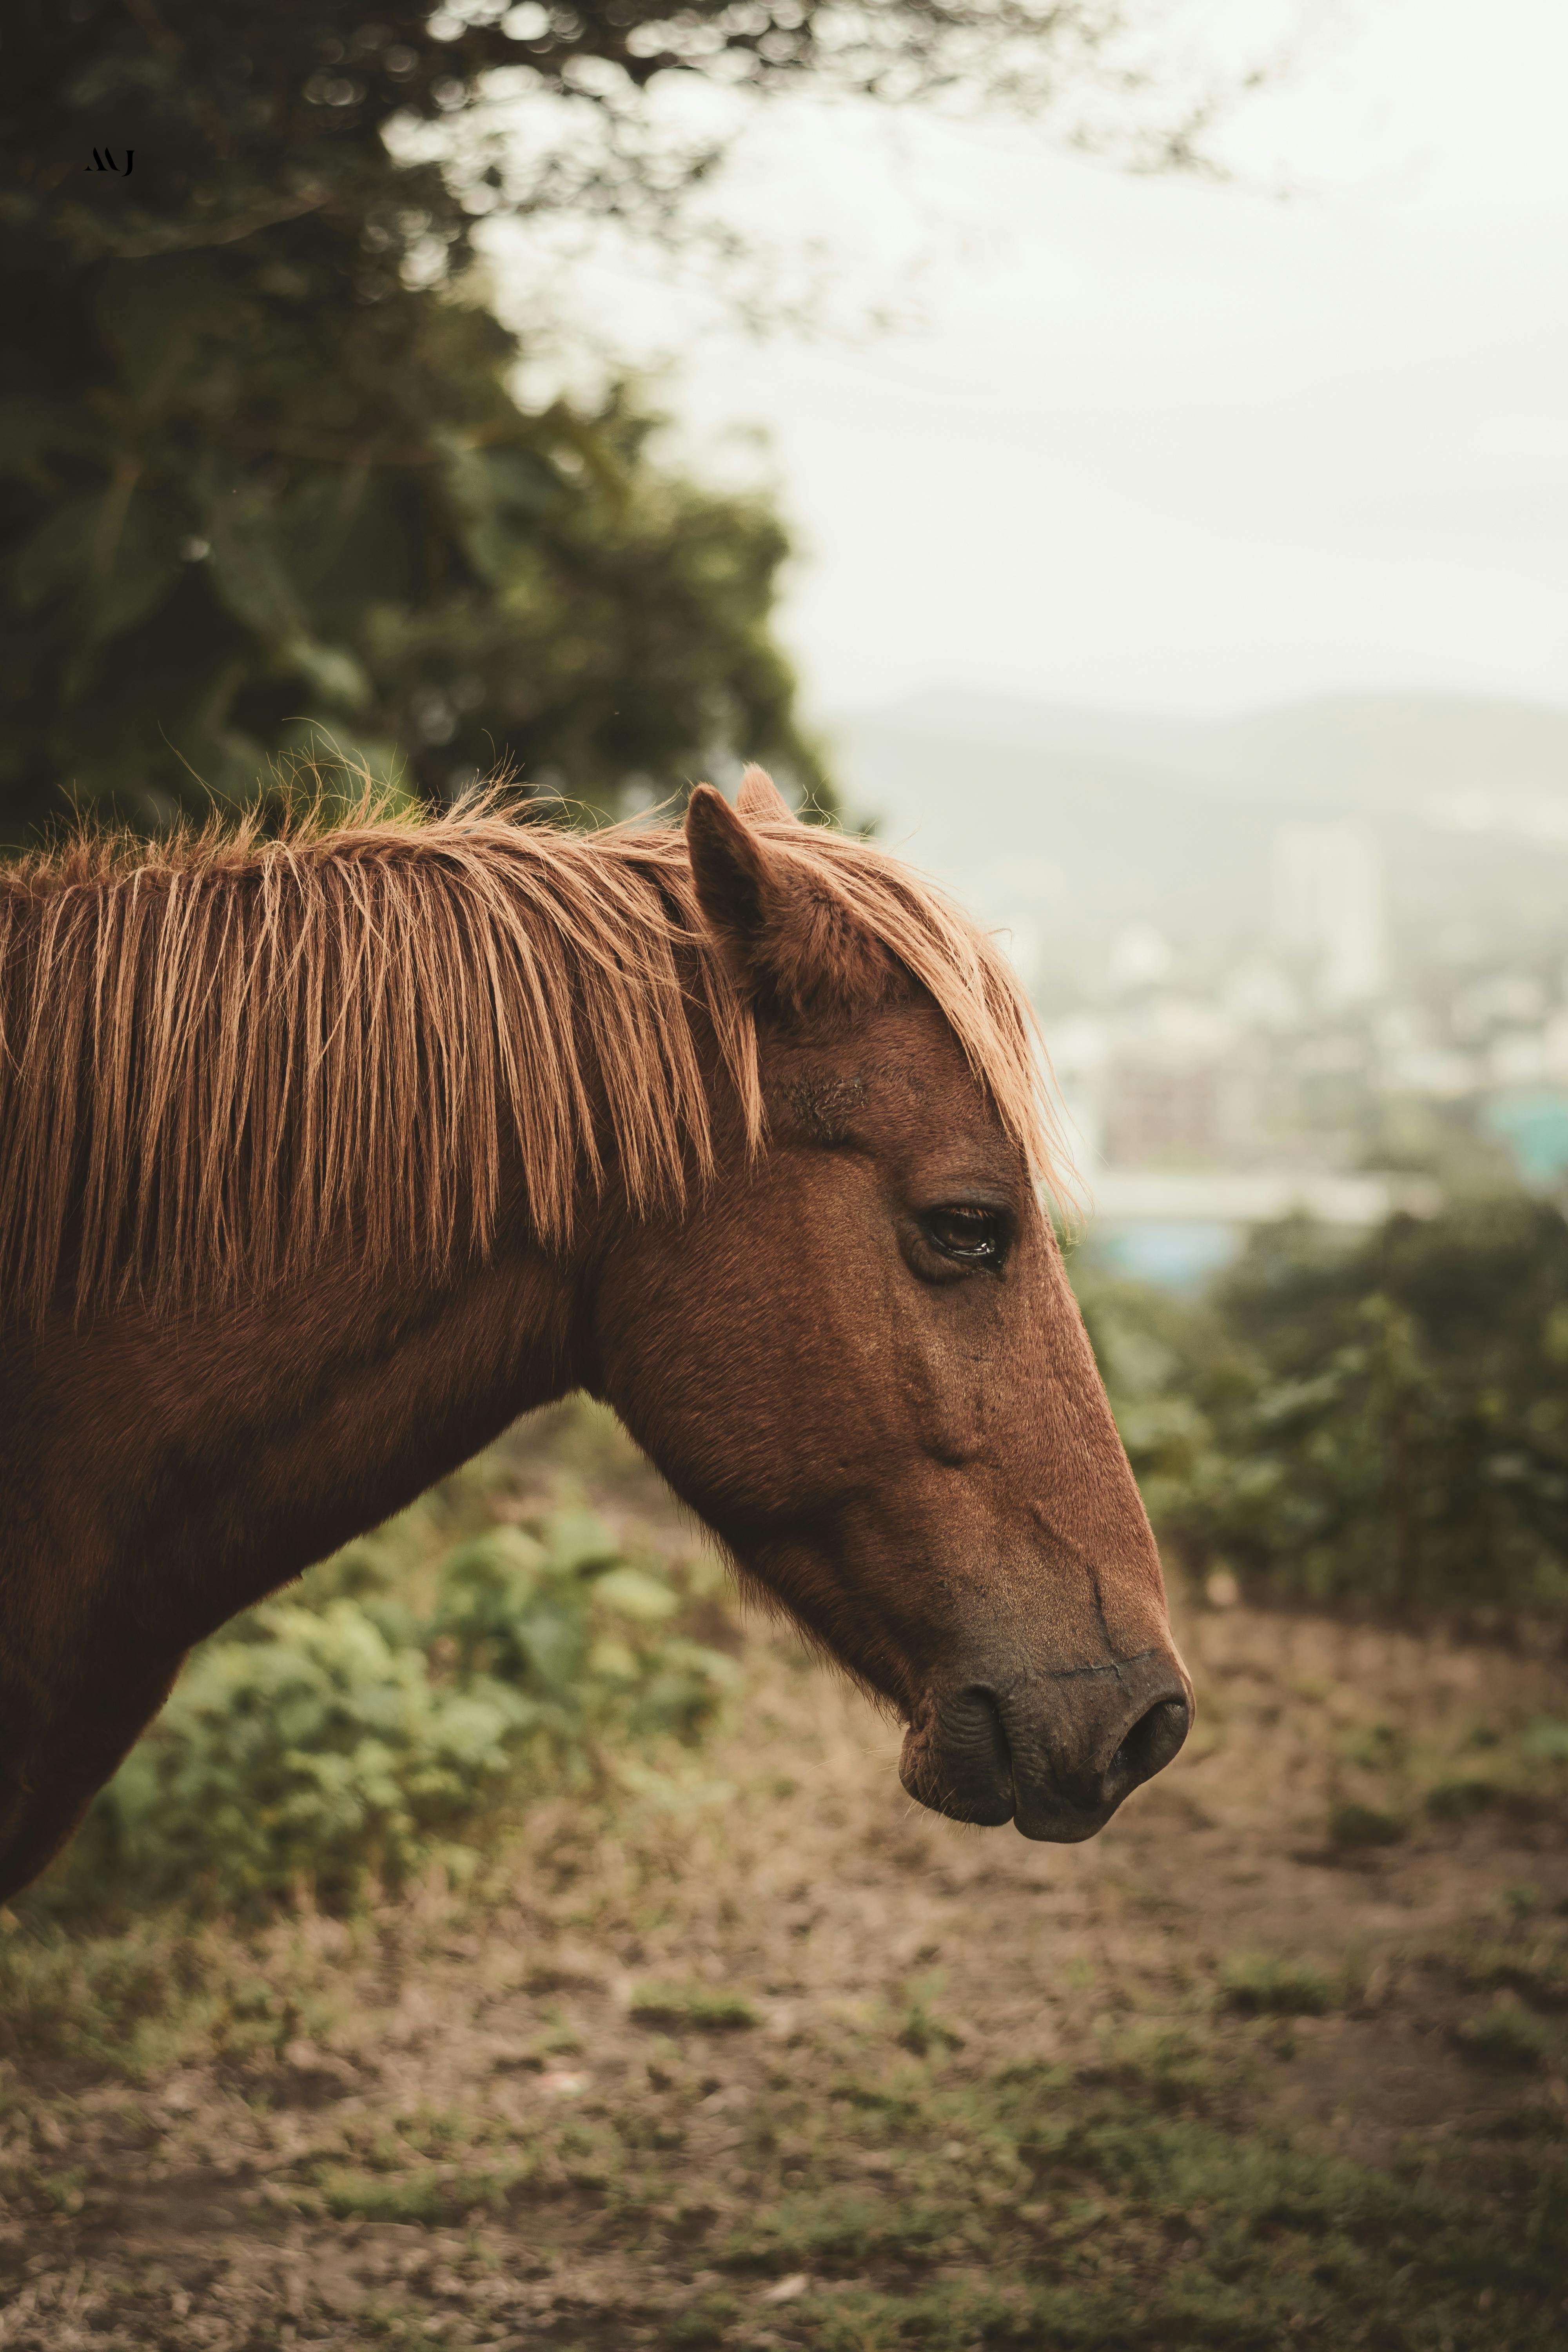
[1081,1202,1568,1623]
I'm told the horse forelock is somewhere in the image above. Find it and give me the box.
[0,788,1063,1326]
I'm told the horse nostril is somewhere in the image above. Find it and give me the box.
[1106,1693,1189,1797]
[973,1687,1016,1805]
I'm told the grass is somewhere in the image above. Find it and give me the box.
[354,2306,463,2349]
[1218,1952,1340,2017]
[895,1976,966,2058]
[7,1403,1568,2352]
[665,2292,744,2345]
[7,1837,1566,2352]
[1328,1797,1407,1849]
[314,2161,535,2221]
[628,1982,762,2031]
[0,1916,258,2079]
[691,2052,1568,2348]
[1453,2001,1557,2072]
[1460,1939,1568,2012]
[1427,1777,1511,1822]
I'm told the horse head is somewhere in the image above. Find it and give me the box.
[591,774,1192,1841]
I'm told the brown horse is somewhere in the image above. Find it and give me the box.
[0,770,1190,1904]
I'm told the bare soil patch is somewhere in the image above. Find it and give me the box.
[3,1408,1566,2350]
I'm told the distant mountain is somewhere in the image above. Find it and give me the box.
[830,689,1568,982]
[1200,693,1568,811]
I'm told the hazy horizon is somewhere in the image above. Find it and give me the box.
[490,0,1568,728]
[825,679,1568,734]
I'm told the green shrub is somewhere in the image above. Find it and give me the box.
[41,1482,738,1918]
[1076,1202,1568,1619]
[78,1601,533,1910]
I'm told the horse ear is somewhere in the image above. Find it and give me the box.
[685,784,778,980]
[736,764,797,823]
[684,783,892,1016]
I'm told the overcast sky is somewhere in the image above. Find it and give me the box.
[491,0,1568,725]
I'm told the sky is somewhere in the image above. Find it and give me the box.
[488,0,1568,725]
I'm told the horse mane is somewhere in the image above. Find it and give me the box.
[0,788,1057,1327]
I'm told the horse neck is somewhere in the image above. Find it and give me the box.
[9,1210,593,1655]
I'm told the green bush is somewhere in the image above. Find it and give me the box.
[45,1488,737,1917]
[1076,1201,1568,1618]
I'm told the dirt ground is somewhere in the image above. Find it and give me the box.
[3,1410,1566,2351]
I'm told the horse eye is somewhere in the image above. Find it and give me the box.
[923,1206,1004,1263]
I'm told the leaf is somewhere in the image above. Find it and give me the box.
[206,505,304,641]
[0,400,109,487]
[7,480,181,648]
[84,488,185,646]
[93,257,227,409]
[441,1526,550,1590]
[511,1601,588,1697]
[592,1566,679,1622]
[482,445,563,519]
[540,1509,621,1575]
[280,637,372,714]
[586,1635,641,1681]
[9,498,99,610]
[439,440,559,585]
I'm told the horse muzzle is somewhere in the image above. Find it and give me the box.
[898,1648,1192,1842]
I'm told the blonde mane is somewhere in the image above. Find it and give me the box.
[0,791,1055,1327]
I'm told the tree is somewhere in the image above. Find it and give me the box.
[1,0,1246,837]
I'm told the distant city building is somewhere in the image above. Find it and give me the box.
[1273,823,1389,1006]
[1044,999,1265,1173]
[1026,784,1568,1264]
[1222,960,1299,1032]
[1453,971,1547,1036]
[1100,1049,1231,1167]
[1378,1045,1478,1100]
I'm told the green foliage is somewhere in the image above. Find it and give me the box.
[39,1481,738,1918]
[2,5,835,837]
[1078,1199,1568,1616]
